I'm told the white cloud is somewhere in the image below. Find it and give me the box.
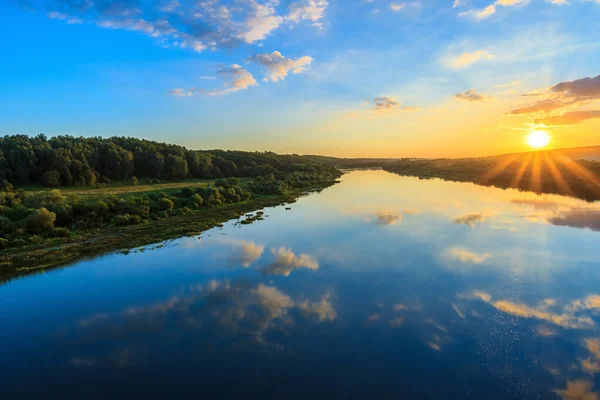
[248,51,313,82]
[458,4,496,20]
[454,89,491,102]
[298,294,337,321]
[203,64,258,96]
[169,88,194,96]
[390,2,406,11]
[446,50,495,69]
[263,247,319,276]
[287,0,328,27]
[242,0,284,43]
[446,247,490,263]
[47,11,83,24]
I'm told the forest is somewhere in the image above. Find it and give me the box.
[0,135,341,276]
[383,152,600,202]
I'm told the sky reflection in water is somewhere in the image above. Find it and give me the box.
[1,170,600,399]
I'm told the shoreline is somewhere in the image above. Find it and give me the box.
[0,183,335,285]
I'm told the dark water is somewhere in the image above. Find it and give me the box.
[2,170,600,399]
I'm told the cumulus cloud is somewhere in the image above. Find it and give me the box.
[204,64,258,96]
[376,212,402,225]
[262,247,319,276]
[553,380,598,400]
[242,0,284,43]
[42,0,326,53]
[287,0,328,27]
[375,97,400,109]
[454,211,495,226]
[538,110,600,126]
[248,51,313,82]
[458,4,496,20]
[216,239,265,267]
[298,294,337,321]
[447,50,494,69]
[510,74,600,117]
[551,74,600,99]
[454,89,490,102]
[446,247,490,263]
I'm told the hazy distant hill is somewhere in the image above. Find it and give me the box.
[484,145,600,162]
[303,155,400,169]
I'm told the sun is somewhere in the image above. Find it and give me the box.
[527,130,550,149]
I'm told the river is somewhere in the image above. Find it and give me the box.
[2,169,600,399]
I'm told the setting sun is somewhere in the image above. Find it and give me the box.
[527,130,550,149]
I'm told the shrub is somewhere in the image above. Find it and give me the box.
[41,170,61,187]
[115,214,142,226]
[155,197,174,211]
[43,189,65,206]
[26,208,57,232]
[50,227,71,238]
[131,176,139,185]
[0,216,15,235]
[178,187,196,197]
[28,235,44,244]
[0,238,7,250]
[189,193,204,208]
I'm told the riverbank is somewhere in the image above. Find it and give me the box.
[0,183,335,284]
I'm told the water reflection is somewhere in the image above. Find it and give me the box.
[2,170,600,398]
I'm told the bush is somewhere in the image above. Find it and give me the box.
[155,197,174,211]
[0,238,7,250]
[41,170,61,187]
[25,207,57,232]
[0,216,15,235]
[178,187,196,197]
[115,214,142,226]
[131,176,139,185]
[189,193,204,208]
[28,235,44,244]
[50,227,71,238]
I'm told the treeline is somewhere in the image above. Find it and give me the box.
[0,134,342,252]
[0,134,340,187]
[304,155,399,169]
[383,153,600,202]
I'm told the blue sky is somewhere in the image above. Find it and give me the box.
[1,0,600,157]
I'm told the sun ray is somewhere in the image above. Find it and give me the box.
[480,154,518,184]
[555,150,600,195]
[511,152,533,189]
[530,151,542,193]
[542,151,573,196]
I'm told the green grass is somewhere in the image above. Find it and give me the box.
[22,178,252,199]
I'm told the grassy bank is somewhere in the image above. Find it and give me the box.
[0,185,331,285]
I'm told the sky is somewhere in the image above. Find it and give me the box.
[1,0,599,158]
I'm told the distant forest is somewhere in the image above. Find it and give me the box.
[0,134,339,188]
[383,152,600,202]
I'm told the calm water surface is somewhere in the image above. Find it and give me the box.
[2,170,600,399]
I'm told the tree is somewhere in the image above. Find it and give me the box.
[41,170,61,187]
[166,155,188,180]
[26,207,56,232]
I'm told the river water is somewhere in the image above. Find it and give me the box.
[2,170,600,399]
